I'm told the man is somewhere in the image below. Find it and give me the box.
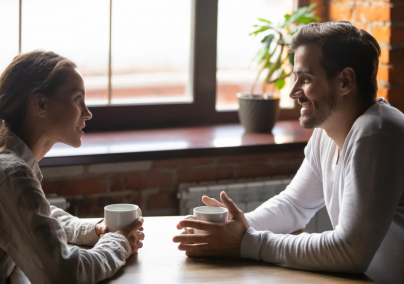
[173,21,404,284]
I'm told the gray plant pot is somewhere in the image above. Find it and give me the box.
[237,93,280,133]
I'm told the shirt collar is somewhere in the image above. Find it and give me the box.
[7,130,43,182]
[376,97,390,105]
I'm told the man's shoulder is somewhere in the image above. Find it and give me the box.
[351,100,404,143]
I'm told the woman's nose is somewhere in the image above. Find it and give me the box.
[82,105,93,121]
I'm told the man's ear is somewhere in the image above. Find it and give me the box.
[339,67,356,97]
[30,93,47,118]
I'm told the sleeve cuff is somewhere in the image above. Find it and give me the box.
[240,227,264,261]
[98,233,132,259]
[80,218,103,246]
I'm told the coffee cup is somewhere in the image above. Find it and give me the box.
[186,206,228,235]
[104,204,142,232]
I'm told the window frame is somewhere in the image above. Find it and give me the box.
[15,0,301,132]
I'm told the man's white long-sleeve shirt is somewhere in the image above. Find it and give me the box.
[0,131,131,284]
[242,98,404,284]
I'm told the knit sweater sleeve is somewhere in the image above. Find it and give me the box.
[245,129,325,234]
[241,132,403,273]
[0,167,131,284]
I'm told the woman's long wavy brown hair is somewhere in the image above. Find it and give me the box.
[0,50,76,153]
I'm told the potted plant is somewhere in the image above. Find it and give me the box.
[238,4,320,133]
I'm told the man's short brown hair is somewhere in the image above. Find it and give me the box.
[289,21,381,102]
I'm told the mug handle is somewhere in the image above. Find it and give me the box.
[137,207,143,218]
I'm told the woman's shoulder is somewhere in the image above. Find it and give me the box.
[0,149,35,184]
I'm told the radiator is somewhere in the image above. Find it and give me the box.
[178,176,333,233]
[46,194,70,210]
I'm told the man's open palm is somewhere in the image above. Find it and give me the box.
[173,191,250,258]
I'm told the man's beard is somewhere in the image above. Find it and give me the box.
[299,91,337,129]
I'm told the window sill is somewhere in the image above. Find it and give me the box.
[39,121,313,167]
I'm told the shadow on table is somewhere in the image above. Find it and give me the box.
[184,257,373,282]
[98,253,139,283]
[98,251,373,283]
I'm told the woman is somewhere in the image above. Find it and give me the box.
[0,51,145,284]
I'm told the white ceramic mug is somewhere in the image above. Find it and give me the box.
[104,204,142,232]
[186,206,228,235]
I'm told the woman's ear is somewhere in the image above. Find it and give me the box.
[30,93,47,118]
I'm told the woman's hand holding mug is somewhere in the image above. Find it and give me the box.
[101,204,145,254]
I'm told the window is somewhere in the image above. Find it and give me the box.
[21,0,110,105]
[111,0,192,105]
[0,0,19,74]
[216,0,294,111]
[1,0,299,131]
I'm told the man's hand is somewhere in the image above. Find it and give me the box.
[102,217,145,254]
[173,192,249,258]
[201,195,233,220]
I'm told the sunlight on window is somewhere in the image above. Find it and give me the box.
[213,137,242,148]
[0,0,19,75]
[46,141,189,156]
[21,0,110,105]
[111,0,192,105]
[216,0,295,111]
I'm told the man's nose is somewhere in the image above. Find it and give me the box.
[289,81,303,100]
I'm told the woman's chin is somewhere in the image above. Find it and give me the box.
[72,140,82,148]
[64,138,82,148]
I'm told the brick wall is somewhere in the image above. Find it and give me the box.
[41,151,304,218]
[329,0,404,112]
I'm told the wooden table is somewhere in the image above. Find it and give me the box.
[11,216,374,284]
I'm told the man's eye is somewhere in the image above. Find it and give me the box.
[303,78,310,83]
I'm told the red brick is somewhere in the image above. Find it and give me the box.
[42,177,107,196]
[75,194,142,218]
[372,26,404,44]
[354,22,368,31]
[355,5,390,22]
[391,27,404,43]
[177,166,234,183]
[389,101,404,113]
[330,3,352,21]
[390,49,404,63]
[396,105,404,113]
[372,26,391,43]
[111,171,173,191]
[391,7,404,22]
[310,0,324,21]
[377,65,389,82]
[373,0,404,2]
[389,66,404,82]
[377,65,404,83]
[146,192,178,210]
[380,48,390,64]
[377,88,389,100]
[153,157,214,169]
[383,86,404,101]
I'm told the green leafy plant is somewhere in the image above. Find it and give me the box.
[249,3,320,97]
